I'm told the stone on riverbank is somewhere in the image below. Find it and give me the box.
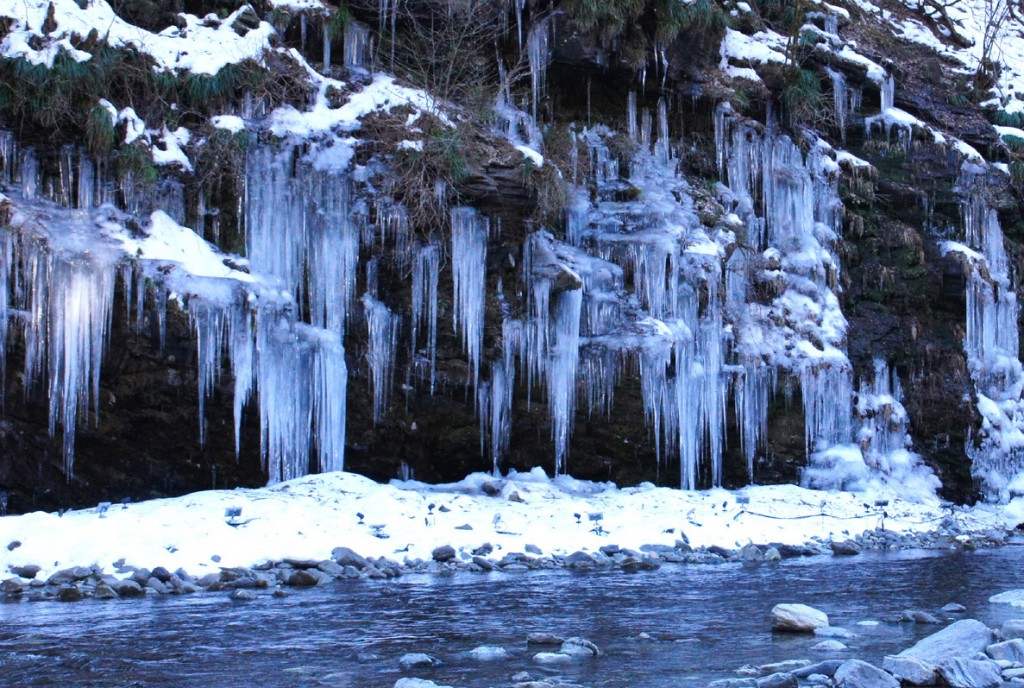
[833,659,899,688]
[431,545,456,563]
[986,638,1024,663]
[771,604,829,632]
[830,541,861,556]
[332,547,369,569]
[882,655,938,685]
[1002,620,1024,640]
[936,658,1002,688]
[896,619,995,669]
[112,579,144,598]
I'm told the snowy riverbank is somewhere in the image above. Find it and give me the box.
[2,471,1023,586]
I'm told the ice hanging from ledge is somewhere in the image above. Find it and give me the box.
[451,207,488,392]
[0,139,351,482]
[951,163,1024,498]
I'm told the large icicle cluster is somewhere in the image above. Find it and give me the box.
[944,164,1024,499]
[0,140,350,482]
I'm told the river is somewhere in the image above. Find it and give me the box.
[2,544,1023,687]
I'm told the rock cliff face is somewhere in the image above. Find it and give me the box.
[0,0,1021,512]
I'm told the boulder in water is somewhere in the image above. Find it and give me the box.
[771,604,829,632]
[394,679,453,688]
[526,632,563,645]
[398,653,441,669]
[811,640,848,651]
[560,637,600,656]
[467,645,508,660]
[989,590,1024,607]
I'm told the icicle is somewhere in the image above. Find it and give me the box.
[548,288,582,474]
[527,17,552,121]
[654,98,670,164]
[362,293,399,426]
[21,149,38,201]
[881,72,895,112]
[451,207,488,392]
[229,303,254,457]
[627,91,638,142]
[411,242,440,393]
[323,21,331,72]
[478,360,512,475]
[189,299,226,445]
[312,329,347,473]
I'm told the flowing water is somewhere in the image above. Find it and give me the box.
[2,545,1024,687]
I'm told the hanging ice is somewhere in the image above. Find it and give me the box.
[362,293,399,426]
[451,207,488,392]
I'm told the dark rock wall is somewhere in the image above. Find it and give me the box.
[1,0,1020,510]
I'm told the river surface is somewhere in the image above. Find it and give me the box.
[1,545,1023,687]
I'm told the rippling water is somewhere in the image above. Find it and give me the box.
[2,545,1023,687]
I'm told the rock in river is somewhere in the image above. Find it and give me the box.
[771,604,829,633]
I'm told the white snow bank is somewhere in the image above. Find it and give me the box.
[0,470,1013,581]
[0,0,275,74]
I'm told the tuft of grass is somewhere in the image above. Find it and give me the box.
[781,68,825,126]
[85,104,116,157]
[326,4,352,40]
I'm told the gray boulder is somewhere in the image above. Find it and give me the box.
[47,566,91,585]
[900,610,942,624]
[563,551,596,569]
[56,585,83,602]
[707,680,758,688]
[285,570,319,587]
[398,653,441,669]
[990,590,1024,607]
[332,546,369,569]
[897,619,995,670]
[431,545,456,563]
[93,583,118,600]
[112,579,144,598]
[0,577,25,593]
[526,633,564,645]
[882,655,939,685]
[756,673,797,688]
[771,604,829,632]
[471,556,496,571]
[792,660,844,678]
[741,544,764,562]
[987,638,1024,663]
[9,565,40,579]
[1003,619,1024,640]
[317,560,344,577]
[830,540,861,555]
[936,658,1002,688]
[560,637,600,656]
[833,659,899,688]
